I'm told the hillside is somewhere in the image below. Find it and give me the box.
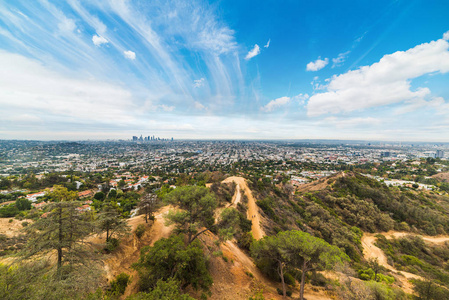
[3,172,449,299]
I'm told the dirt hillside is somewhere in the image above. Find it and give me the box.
[222,176,265,240]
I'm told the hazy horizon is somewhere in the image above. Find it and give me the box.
[1,1,449,141]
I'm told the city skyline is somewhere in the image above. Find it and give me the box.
[1,1,449,141]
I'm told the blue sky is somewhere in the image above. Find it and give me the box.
[1,0,449,141]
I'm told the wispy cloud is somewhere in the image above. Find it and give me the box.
[264,39,270,48]
[332,51,350,68]
[194,78,205,88]
[306,57,329,71]
[245,44,260,60]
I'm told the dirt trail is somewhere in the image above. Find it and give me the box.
[361,231,449,294]
[97,206,173,298]
[222,176,265,240]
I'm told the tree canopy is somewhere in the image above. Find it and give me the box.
[252,230,348,299]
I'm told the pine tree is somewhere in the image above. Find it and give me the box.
[24,186,95,276]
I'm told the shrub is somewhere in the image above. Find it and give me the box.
[276,288,292,297]
[283,272,295,285]
[135,224,146,239]
[106,238,120,252]
[311,272,327,286]
[109,273,130,295]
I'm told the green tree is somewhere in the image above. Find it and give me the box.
[23,186,94,275]
[0,204,19,217]
[251,230,348,299]
[94,192,105,201]
[164,186,217,244]
[133,234,212,294]
[413,279,448,300]
[96,204,130,243]
[15,198,32,211]
[138,193,158,223]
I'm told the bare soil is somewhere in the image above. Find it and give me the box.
[0,217,32,237]
[222,176,265,240]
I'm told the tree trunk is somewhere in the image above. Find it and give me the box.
[300,261,308,300]
[106,225,110,242]
[57,205,63,274]
[278,261,286,299]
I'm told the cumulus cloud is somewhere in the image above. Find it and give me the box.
[124,50,136,60]
[444,30,449,41]
[332,51,350,68]
[307,38,449,116]
[92,34,108,46]
[245,44,260,60]
[306,57,329,71]
[261,93,309,112]
[264,39,270,48]
[194,78,205,88]
[261,96,290,112]
[292,93,309,105]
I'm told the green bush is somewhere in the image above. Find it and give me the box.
[135,224,146,239]
[283,272,295,285]
[401,254,423,267]
[310,272,327,286]
[106,238,120,252]
[109,273,130,295]
[276,288,292,297]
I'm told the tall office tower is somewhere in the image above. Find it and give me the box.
[139,135,143,142]
[132,136,138,142]
[436,150,445,158]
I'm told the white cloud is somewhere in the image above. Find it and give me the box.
[124,50,136,60]
[332,51,350,68]
[306,57,329,71]
[92,34,108,46]
[307,38,449,116]
[264,39,270,48]
[160,104,174,112]
[0,51,135,124]
[261,96,290,112]
[245,44,260,60]
[58,17,76,33]
[292,93,309,105]
[261,93,309,112]
[194,101,206,110]
[194,78,205,88]
[444,30,449,41]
